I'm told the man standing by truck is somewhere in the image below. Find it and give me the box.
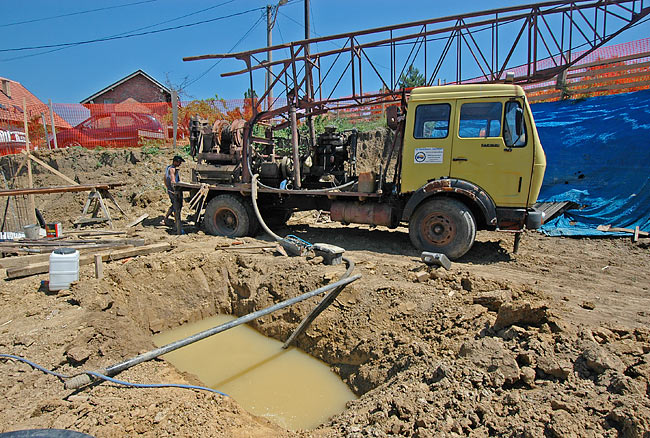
[163,155,184,234]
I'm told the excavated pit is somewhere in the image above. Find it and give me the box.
[153,314,357,430]
[1,146,649,436]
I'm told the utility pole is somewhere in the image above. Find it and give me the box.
[304,0,316,148]
[266,1,287,112]
[266,5,273,112]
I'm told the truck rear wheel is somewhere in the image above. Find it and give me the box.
[204,194,251,237]
[409,197,476,260]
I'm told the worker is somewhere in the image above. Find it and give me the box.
[163,155,185,233]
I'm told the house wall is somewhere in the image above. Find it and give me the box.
[92,75,170,104]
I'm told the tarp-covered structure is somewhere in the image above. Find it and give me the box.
[532,90,650,236]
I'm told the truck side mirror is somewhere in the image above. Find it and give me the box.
[386,106,399,130]
[515,107,524,136]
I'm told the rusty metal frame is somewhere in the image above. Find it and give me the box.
[185,0,648,122]
[183,0,648,187]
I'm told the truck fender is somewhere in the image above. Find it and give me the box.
[401,179,497,227]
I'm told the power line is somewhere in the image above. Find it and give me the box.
[185,13,265,88]
[0,6,266,53]
[1,0,239,62]
[0,0,159,28]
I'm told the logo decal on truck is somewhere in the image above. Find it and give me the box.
[414,147,443,164]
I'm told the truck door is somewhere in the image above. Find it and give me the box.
[401,101,456,193]
[449,98,533,207]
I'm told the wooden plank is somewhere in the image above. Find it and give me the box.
[94,254,103,279]
[23,97,36,224]
[596,224,649,237]
[0,183,126,197]
[22,151,78,186]
[0,244,134,268]
[127,214,148,228]
[0,238,145,249]
[5,242,172,279]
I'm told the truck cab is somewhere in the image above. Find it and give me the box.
[400,84,546,258]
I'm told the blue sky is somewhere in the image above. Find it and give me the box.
[2,0,648,104]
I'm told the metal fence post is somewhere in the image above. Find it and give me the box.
[48,99,58,149]
[40,112,50,150]
[171,90,178,150]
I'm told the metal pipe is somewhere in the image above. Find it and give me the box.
[65,273,361,390]
[283,256,355,349]
[289,103,301,188]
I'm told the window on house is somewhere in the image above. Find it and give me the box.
[104,98,114,104]
[459,102,502,138]
[413,104,451,139]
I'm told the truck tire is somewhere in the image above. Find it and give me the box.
[409,197,476,260]
[204,194,251,237]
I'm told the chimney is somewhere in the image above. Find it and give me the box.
[1,80,10,98]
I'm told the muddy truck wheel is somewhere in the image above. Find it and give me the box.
[204,194,252,237]
[409,197,476,260]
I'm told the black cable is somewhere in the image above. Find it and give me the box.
[1,0,240,62]
[185,13,265,88]
[0,0,158,28]
[0,6,266,53]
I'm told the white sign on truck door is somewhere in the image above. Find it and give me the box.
[414,147,443,164]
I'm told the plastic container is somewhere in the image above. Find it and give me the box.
[23,224,40,239]
[49,248,80,291]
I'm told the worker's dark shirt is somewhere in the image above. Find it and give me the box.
[165,164,179,196]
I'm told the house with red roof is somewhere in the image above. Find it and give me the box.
[0,76,71,155]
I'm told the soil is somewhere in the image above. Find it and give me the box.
[1,145,649,437]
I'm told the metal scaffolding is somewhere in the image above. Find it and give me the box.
[185,0,649,126]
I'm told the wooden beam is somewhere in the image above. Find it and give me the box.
[0,244,134,268]
[0,183,125,197]
[5,242,173,279]
[21,150,78,186]
[22,97,36,224]
[127,213,148,228]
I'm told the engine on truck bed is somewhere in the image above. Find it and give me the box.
[303,126,358,185]
[189,116,359,189]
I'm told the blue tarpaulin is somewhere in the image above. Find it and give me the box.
[532,90,650,236]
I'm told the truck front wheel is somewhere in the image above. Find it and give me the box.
[204,194,251,237]
[409,198,476,260]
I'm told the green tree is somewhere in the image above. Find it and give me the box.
[398,65,426,89]
[244,88,258,99]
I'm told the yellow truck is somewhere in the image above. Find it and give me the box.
[180,82,546,260]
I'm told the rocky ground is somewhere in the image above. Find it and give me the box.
[0,146,649,437]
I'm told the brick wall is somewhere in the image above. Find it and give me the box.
[93,74,170,104]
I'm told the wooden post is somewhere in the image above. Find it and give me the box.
[48,99,58,149]
[22,98,37,225]
[94,254,103,279]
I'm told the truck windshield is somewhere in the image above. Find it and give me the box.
[459,102,502,138]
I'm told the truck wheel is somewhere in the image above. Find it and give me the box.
[409,197,476,260]
[204,195,251,237]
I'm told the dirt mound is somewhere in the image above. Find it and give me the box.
[1,143,649,436]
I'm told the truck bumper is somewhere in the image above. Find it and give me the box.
[496,207,544,231]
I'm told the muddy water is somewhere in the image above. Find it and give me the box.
[153,314,357,430]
